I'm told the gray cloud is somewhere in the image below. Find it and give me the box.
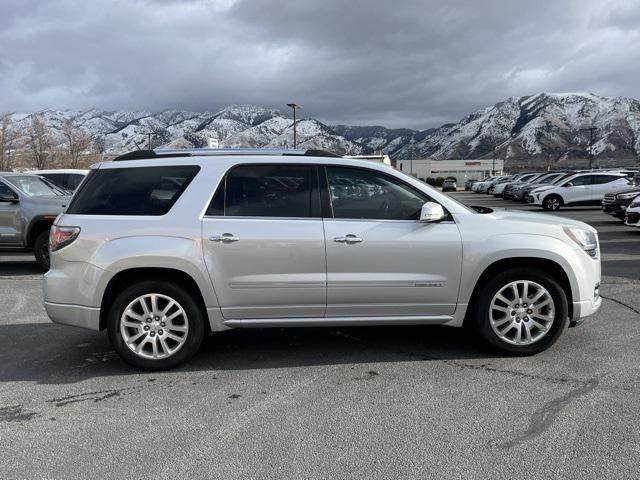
[1,0,639,128]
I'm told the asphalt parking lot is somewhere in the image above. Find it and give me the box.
[1,192,639,479]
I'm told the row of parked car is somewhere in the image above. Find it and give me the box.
[465,169,639,213]
[0,169,88,269]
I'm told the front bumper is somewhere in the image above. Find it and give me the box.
[44,301,101,331]
[625,211,640,226]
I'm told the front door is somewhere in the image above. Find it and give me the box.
[0,181,22,246]
[322,166,462,317]
[202,164,326,319]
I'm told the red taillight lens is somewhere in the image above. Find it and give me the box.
[50,225,80,252]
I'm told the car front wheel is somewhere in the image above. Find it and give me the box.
[107,280,205,370]
[471,268,568,355]
[543,195,563,211]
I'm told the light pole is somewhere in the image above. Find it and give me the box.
[286,103,300,148]
[580,126,599,169]
[146,132,158,150]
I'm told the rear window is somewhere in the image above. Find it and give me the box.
[67,166,200,215]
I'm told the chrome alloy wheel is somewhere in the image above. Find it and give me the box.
[489,280,555,345]
[120,293,189,360]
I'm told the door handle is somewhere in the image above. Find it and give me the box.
[209,233,240,243]
[334,234,363,244]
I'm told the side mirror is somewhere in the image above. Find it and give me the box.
[564,183,573,188]
[420,201,446,222]
[0,193,19,203]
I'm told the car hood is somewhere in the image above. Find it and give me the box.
[612,187,640,195]
[487,208,596,232]
[529,185,556,194]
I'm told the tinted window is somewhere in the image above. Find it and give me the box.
[67,166,199,215]
[591,175,620,185]
[326,166,429,220]
[207,165,316,218]
[0,181,17,197]
[43,173,85,190]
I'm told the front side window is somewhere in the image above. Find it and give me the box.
[326,166,429,220]
[207,164,317,218]
[66,166,199,215]
[565,175,591,186]
[0,180,17,198]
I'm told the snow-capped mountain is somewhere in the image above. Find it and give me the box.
[394,93,640,167]
[7,93,640,168]
[7,105,366,156]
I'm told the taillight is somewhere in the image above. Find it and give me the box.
[50,225,80,252]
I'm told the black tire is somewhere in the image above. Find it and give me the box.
[543,194,563,211]
[33,229,50,270]
[107,280,205,370]
[469,268,569,355]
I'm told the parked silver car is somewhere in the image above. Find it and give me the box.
[44,149,602,370]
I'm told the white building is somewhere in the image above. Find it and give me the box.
[395,158,504,182]
[344,153,392,166]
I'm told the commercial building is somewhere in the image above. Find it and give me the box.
[395,158,504,181]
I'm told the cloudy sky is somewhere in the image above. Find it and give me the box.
[1,0,640,128]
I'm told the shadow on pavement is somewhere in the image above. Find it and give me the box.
[0,255,43,277]
[0,322,495,385]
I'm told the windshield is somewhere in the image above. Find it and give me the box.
[5,175,66,197]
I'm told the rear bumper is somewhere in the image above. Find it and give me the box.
[44,301,101,331]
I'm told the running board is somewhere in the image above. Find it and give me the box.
[223,315,453,328]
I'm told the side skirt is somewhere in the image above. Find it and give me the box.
[223,315,454,328]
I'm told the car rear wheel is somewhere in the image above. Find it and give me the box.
[470,268,568,355]
[34,229,51,270]
[107,280,205,370]
[543,195,563,211]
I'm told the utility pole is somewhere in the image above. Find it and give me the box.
[580,126,599,169]
[286,103,300,148]
[146,132,158,150]
[492,146,496,175]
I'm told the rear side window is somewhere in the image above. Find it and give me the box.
[591,175,620,185]
[206,164,318,218]
[67,166,199,215]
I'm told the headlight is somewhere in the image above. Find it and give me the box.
[616,192,640,200]
[563,226,598,259]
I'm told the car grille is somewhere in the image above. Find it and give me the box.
[603,193,615,204]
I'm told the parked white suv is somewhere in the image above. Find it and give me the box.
[530,172,630,210]
[44,149,601,370]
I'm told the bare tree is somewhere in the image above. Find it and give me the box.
[0,112,17,171]
[61,119,93,168]
[26,114,53,169]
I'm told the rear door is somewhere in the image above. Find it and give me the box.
[321,166,462,318]
[590,175,628,203]
[202,164,326,319]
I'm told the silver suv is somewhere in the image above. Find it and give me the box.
[44,149,602,370]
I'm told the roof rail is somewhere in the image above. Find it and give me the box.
[112,148,342,161]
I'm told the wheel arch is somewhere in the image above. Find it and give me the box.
[463,257,573,327]
[99,267,211,332]
[26,216,56,247]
